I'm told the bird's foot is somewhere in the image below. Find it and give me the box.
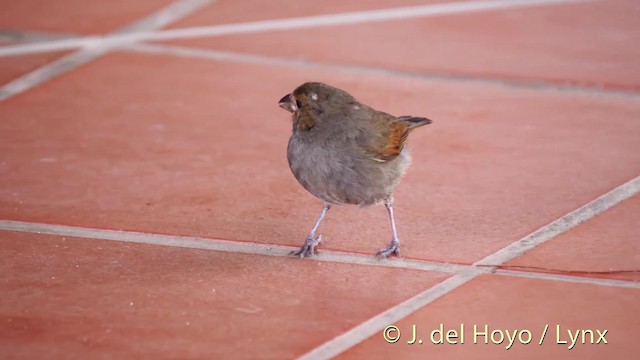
[290,235,323,258]
[376,238,400,258]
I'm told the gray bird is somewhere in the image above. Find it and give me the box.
[278,82,432,258]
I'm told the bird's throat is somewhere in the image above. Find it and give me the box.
[294,112,316,132]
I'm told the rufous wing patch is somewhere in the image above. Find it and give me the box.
[376,121,410,161]
[361,116,411,162]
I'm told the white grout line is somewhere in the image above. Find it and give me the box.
[0,0,591,57]
[119,0,592,42]
[6,214,634,291]
[1,214,638,290]
[0,220,474,274]
[493,269,640,289]
[298,175,640,360]
[0,30,77,44]
[0,0,213,101]
[0,36,102,57]
[1,178,638,281]
[128,43,640,99]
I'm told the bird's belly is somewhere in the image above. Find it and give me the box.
[287,136,409,206]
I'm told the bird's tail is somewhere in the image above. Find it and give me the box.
[398,116,433,129]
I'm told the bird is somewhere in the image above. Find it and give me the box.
[278,82,432,258]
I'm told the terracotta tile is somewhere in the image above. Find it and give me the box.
[0,51,639,263]
[166,0,640,90]
[167,0,455,27]
[0,230,445,358]
[340,275,640,359]
[505,195,640,281]
[0,0,174,35]
[0,51,70,86]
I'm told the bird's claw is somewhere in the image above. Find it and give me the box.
[376,239,400,258]
[290,235,323,258]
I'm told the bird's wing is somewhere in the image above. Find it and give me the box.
[357,112,431,162]
[356,112,410,162]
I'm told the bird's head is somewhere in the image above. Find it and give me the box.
[279,82,356,112]
[278,82,356,131]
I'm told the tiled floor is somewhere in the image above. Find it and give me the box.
[0,0,638,359]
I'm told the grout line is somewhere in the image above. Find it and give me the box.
[127,43,640,99]
[0,220,477,275]
[0,0,591,57]
[298,175,640,359]
[0,0,213,101]
[0,30,77,44]
[0,217,637,289]
[493,269,640,289]
[116,0,592,43]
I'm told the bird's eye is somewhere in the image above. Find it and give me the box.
[295,99,303,109]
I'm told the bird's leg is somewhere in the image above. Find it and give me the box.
[291,202,331,258]
[377,202,400,258]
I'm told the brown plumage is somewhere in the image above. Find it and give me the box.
[278,82,432,258]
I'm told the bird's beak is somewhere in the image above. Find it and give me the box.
[278,93,297,113]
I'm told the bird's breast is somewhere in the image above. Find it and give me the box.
[286,131,409,206]
[287,133,337,201]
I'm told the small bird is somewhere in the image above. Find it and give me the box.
[278,82,432,258]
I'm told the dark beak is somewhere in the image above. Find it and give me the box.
[278,93,297,113]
